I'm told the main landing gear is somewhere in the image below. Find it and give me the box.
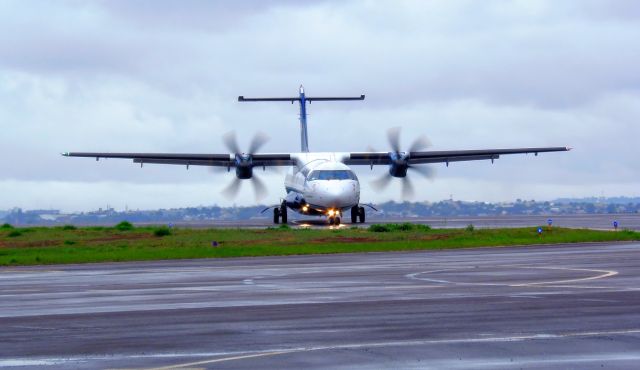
[350,206,365,224]
[328,214,341,226]
[273,201,288,224]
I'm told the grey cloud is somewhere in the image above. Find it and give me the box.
[0,0,638,209]
[98,0,324,31]
[1,0,638,109]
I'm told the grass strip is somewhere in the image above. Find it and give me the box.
[0,224,638,266]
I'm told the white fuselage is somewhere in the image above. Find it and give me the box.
[284,152,360,216]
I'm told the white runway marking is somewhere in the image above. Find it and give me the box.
[145,351,297,370]
[406,265,619,288]
[510,266,618,287]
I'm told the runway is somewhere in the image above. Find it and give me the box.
[1,242,640,369]
[154,213,640,230]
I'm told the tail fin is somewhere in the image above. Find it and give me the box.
[238,85,365,152]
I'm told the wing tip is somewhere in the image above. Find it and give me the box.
[61,152,70,157]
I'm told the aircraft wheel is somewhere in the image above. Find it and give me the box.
[328,216,334,225]
[351,206,358,223]
[358,207,365,223]
[273,208,280,224]
[334,216,341,225]
[281,204,288,224]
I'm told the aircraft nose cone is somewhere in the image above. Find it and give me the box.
[316,182,356,208]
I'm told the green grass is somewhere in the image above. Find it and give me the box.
[7,230,22,238]
[153,226,172,237]
[114,221,134,231]
[0,224,638,266]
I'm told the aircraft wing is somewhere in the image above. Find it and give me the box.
[61,152,294,167]
[344,147,570,166]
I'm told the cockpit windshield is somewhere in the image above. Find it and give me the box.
[308,170,357,181]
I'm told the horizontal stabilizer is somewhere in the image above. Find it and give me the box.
[238,95,365,102]
[238,96,298,102]
[307,95,365,102]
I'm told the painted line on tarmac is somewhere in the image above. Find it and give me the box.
[506,265,618,287]
[406,265,619,288]
[146,350,296,370]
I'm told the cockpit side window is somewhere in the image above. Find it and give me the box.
[308,170,357,181]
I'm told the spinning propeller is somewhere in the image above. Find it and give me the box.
[371,126,436,199]
[218,131,270,201]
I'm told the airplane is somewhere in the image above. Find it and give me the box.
[62,85,570,226]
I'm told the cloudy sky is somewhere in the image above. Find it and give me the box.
[1,0,638,211]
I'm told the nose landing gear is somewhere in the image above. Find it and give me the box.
[326,209,341,226]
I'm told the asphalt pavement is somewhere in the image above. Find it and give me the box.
[1,242,640,369]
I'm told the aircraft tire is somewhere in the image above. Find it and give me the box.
[281,205,288,224]
[351,206,358,223]
[358,207,365,223]
[328,216,334,225]
[273,208,280,224]
[335,216,341,225]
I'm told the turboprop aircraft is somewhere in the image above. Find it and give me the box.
[63,86,570,225]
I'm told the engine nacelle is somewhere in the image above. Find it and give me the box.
[235,166,253,179]
[234,154,253,179]
[388,151,409,178]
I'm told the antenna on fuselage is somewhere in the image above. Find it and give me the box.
[238,85,365,153]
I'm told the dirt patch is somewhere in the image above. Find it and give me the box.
[0,240,61,248]
[0,233,153,249]
[84,233,153,244]
[305,233,451,245]
[225,236,299,246]
[307,236,382,244]
[230,233,452,247]
[418,234,451,241]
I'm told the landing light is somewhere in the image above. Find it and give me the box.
[327,209,335,216]
[302,205,309,212]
